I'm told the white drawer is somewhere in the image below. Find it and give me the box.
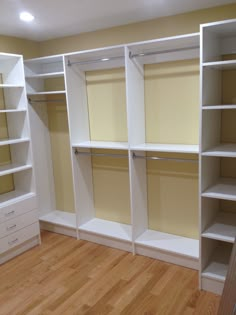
[0,210,38,239]
[0,196,37,222]
[0,222,40,254]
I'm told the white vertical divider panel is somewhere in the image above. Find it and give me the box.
[202,111,221,151]
[202,28,220,63]
[28,103,56,216]
[64,57,90,144]
[199,26,204,289]
[2,56,24,85]
[64,56,95,234]
[125,47,148,246]
[202,69,221,106]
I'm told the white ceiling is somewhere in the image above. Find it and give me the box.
[0,0,236,41]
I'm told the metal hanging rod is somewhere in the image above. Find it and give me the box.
[67,55,123,67]
[28,98,65,104]
[74,149,128,159]
[132,152,198,163]
[129,45,199,59]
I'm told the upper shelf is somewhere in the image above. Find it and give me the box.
[24,54,64,77]
[202,143,236,158]
[202,211,236,243]
[0,84,24,88]
[131,143,199,154]
[202,178,236,201]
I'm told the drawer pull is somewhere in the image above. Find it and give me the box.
[7,224,17,231]
[5,210,15,217]
[8,238,18,245]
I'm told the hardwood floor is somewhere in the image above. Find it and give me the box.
[0,231,220,315]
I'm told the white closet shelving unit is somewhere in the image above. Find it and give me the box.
[126,34,200,269]
[64,47,132,251]
[62,34,200,264]
[0,53,40,264]
[200,19,236,294]
[24,55,76,237]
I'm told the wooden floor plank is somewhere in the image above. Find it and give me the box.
[0,231,220,315]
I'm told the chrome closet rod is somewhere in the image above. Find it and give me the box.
[28,98,65,103]
[132,152,198,163]
[129,45,199,59]
[67,55,123,66]
[74,149,128,159]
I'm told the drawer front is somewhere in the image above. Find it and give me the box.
[0,196,37,222]
[0,222,40,254]
[0,210,38,239]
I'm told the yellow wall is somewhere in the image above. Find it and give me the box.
[92,150,130,224]
[86,68,127,142]
[0,35,39,59]
[47,98,75,212]
[145,59,199,144]
[39,4,236,56]
[147,153,199,239]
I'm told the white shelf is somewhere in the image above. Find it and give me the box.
[135,229,199,258]
[202,144,236,158]
[202,178,236,201]
[26,71,64,79]
[40,210,76,228]
[203,60,236,70]
[0,191,35,206]
[0,84,24,88]
[0,109,26,113]
[0,138,30,146]
[131,143,199,154]
[0,163,32,176]
[202,212,236,243]
[79,218,132,242]
[72,141,129,150]
[27,90,66,96]
[202,105,236,110]
[202,245,231,281]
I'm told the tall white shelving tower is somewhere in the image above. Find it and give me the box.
[0,53,40,264]
[200,19,236,294]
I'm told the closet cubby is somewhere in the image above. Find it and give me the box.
[201,238,232,293]
[24,55,65,95]
[201,198,236,243]
[202,109,236,157]
[200,19,236,294]
[0,142,32,176]
[24,55,76,237]
[73,148,132,251]
[126,33,199,153]
[65,46,128,150]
